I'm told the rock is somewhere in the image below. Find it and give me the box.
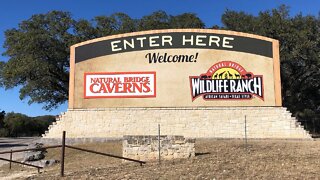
[24,159,59,168]
[21,142,59,168]
[23,151,46,162]
[44,159,59,167]
[23,143,47,162]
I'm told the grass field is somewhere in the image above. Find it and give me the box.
[1,139,320,179]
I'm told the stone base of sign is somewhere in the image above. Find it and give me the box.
[42,107,312,140]
[123,135,195,161]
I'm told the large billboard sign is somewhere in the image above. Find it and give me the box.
[69,29,281,109]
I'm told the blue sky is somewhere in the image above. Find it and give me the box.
[0,0,319,117]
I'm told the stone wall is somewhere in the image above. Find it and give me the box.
[42,107,312,140]
[123,135,195,161]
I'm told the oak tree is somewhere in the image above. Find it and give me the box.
[1,11,204,110]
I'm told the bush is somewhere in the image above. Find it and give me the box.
[0,112,56,137]
[0,128,8,137]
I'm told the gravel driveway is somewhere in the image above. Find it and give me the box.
[0,137,40,166]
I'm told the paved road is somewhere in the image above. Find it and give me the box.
[0,137,40,166]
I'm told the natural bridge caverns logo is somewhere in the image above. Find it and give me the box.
[190,61,264,101]
[84,72,156,98]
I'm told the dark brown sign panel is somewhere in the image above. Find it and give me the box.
[75,32,273,63]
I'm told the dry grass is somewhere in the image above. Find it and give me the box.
[1,139,320,179]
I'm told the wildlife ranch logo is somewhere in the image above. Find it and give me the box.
[189,61,264,101]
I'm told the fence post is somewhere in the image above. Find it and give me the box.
[313,118,315,135]
[244,115,248,151]
[158,124,161,165]
[9,149,12,170]
[61,131,66,177]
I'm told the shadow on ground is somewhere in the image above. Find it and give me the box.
[195,152,210,156]
[0,144,28,148]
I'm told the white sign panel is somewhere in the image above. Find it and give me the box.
[84,72,156,98]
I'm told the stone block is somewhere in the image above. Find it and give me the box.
[123,135,195,161]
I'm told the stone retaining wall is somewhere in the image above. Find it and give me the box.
[42,107,312,140]
[123,135,195,161]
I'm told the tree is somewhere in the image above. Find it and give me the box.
[0,109,5,128]
[169,13,205,29]
[1,11,205,110]
[0,110,8,137]
[3,112,29,137]
[221,5,320,131]
[33,115,56,135]
[1,11,74,110]
[137,11,205,30]
[0,112,55,137]
[137,11,171,30]
[0,61,5,87]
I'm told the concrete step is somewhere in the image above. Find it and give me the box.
[42,111,68,138]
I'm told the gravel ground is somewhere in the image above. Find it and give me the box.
[0,137,40,166]
[1,139,320,179]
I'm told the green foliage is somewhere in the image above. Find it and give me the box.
[138,11,171,30]
[4,113,30,137]
[137,11,205,30]
[1,11,205,110]
[221,5,320,131]
[0,110,5,136]
[1,11,73,110]
[169,13,205,29]
[0,61,5,87]
[0,110,4,123]
[0,112,55,137]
